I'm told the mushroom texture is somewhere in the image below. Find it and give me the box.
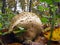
[9,12,43,41]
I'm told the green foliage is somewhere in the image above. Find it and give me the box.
[0,13,15,35]
[56,14,60,18]
[41,17,49,24]
[13,27,26,36]
[38,0,60,45]
[0,23,2,29]
[39,0,60,4]
[15,29,26,36]
[0,9,15,30]
[39,0,53,4]
[0,3,2,8]
[37,5,44,12]
[0,23,3,30]
[0,1,2,10]
[50,5,58,12]
[55,0,60,2]
[37,5,49,12]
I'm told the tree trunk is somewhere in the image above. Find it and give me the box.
[14,1,17,13]
[2,0,6,14]
[29,0,32,12]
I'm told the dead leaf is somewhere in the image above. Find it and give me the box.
[8,43,22,45]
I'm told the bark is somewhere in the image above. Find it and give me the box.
[2,0,6,13]
[29,0,32,12]
[14,1,17,13]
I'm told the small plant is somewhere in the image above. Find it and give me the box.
[0,8,15,35]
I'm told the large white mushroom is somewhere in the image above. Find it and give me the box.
[9,12,43,41]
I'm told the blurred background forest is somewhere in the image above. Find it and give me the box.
[0,0,60,45]
[0,0,60,30]
[0,0,60,31]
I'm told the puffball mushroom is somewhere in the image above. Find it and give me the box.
[9,12,43,41]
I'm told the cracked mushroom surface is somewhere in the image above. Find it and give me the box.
[9,12,43,41]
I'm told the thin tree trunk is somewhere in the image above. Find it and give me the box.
[2,0,6,14]
[14,1,17,13]
[29,0,32,12]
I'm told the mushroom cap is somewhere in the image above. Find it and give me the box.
[9,12,42,32]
